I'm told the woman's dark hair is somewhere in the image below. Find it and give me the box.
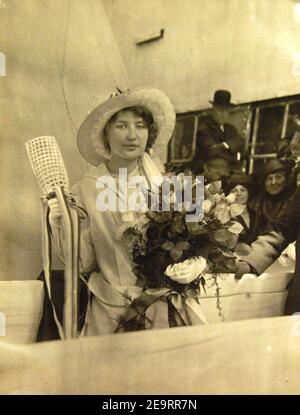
[103,106,158,152]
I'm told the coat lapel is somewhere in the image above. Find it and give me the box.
[206,117,224,143]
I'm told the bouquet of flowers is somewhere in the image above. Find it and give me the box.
[116,178,245,332]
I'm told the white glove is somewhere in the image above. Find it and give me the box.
[48,198,63,228]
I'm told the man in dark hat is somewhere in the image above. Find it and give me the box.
[193,90,244,175]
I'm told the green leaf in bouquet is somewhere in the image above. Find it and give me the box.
[175,241,190,251]
[230,203,246,217]
[226,234,239,249]
[162,241,174,250]
[209,248,230,263]
[149,238,165,251]
[228,221,244,235]
[219,249,236,259]
[213,228,230,243]
[170,248,183,261]
[186,221,207,235]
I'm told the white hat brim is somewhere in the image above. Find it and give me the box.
[77,88,176,166]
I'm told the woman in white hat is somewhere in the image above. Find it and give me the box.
[48,88,186,336]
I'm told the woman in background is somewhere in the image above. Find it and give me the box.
[225,174,260,245]
[250,159,294,231]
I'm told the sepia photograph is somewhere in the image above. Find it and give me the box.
[0,0,300,397]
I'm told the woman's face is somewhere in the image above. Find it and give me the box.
[264,171,287,195]
[230,184,249,205]
[105,110,149,161]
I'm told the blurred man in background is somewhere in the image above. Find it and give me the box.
[193,89,244,177]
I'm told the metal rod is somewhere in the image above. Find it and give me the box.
[55,186,73,340]
[243,105,252,152]
[248,153,277,159]
[281,103,290,139]
[41,197,65,339]
[249,108,260,174]
[70,207,79,338]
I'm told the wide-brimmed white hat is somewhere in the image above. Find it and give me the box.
[77,88,176,166]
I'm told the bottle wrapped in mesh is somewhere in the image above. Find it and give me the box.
[25,136,69,196]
